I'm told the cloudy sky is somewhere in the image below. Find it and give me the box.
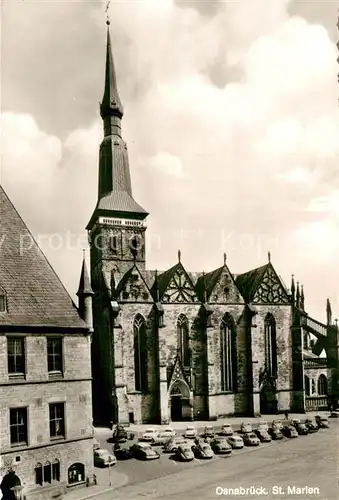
[1,0,338,321]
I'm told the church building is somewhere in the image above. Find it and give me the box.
[89,22,338,426]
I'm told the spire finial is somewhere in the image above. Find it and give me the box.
[202,271,207,303]
[178,249,181,263]
[223,252,227,265]
[82,248,86,259]
[268,251,271,263]
[154,269,159,302]
[105,1,111,25]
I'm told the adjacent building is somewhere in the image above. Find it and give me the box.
[89,22,338,427]
[0,187,94,500]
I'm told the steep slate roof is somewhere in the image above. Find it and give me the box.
[235,264,268,303]
[0,186,86,329]
[195,266,224,301]
[151,262,197,301]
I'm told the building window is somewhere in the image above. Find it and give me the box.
[220,314,237,392]
[110,235,118,253]
[49,403,65,439]
[68,463,85,485]
[311,378,316,394]
[177,314,190,367]
[0,291,6,312]
[43,462,52,484]
[264,313,277,377]
[304,375,310,396]
[10,407,28,446]
[52,459,60,481]
[7,338,25,376]
[47,338,63,375]
[318,374,328,395]
[35,463,43,486]
[134,314,148,392]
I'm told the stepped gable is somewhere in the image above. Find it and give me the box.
[0,186,86,329]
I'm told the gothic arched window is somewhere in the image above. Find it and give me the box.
[304,375,310,396]
[317,374,328,395]
[0,287,7,313]
[134,314,148,392]
[35,463,43,486]
[264,313,277,377]
[220,314,237,392]
[177,314,189,367]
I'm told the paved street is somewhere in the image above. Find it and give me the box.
[74,419,339,500]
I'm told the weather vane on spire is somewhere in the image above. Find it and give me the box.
[105,1,111,25]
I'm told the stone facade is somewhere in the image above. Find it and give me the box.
[0,334,93,499]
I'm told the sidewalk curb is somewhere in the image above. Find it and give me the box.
[66,486,113,500]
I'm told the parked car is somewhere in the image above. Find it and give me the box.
[113,424,128,442]
[184,426,198,439]
[240,422,252,434]
[268,426,283,440]
[291,419,308,435]
[94,449,116,467]
[329,411,339,418]
[174,444,195,462]
[139,428,160,443]
[114,447,133,460]
[130,442,160,460]
[153,428,176,445]
[282,425,298,438]
[193,441,214,459]
[163,437,189,453]
[305,418,318,433]
[210,438,232,455]
[93,438,100,450]
[202,425,215,439]
[315,416,329,428]
[219,424,234,436]
[256,420,268,432]
[255,429,271,442]
[227,435,244,449]
[271,419,283,430]
[243,432,260,446]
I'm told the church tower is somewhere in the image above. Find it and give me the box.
[87,20,148,282]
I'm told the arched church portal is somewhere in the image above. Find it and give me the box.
[169,380,191,421]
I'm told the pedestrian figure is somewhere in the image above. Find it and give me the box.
[93,474,97,486]
[284,411,289,420]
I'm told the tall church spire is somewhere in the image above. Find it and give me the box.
[100,20,124,137]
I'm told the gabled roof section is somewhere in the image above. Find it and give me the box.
[0,186,86,329]
[236,263,290,304]
[168,353,191,390]
[116,264,152,302]
[195,265,244,303]
[152,262,199,303]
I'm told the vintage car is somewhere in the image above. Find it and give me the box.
[163,437,189,453]
[139,428,160,443]
[268,426,283,440]
[282,425,298,438]
[255,429,271,442]
[184,426,198,439]
[114,447,133,460]
[152,428,176,445]
[219,424,234,436]
[227,435,244,449]
[174,444,195,462]
[202,425,215,439]
[243,432,260,446]
[130,442,160,460]
[330,411,339,418]
[315,416,330,428]
[113,424,128,443]
[305,418,318,433]
[240,422,252,434]
[291,419,308,435]
[93,438,100,451]
[271,419,283,430]
[94,449,116,467]
[210,438,232,455]
[256,420,269,432]
[193,441,214,459]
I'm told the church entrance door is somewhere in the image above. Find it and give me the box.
[170,395,182,421]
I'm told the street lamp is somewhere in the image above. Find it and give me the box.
[108,456,112,486]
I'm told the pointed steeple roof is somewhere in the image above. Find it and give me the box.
[0,186,86,329]
[100,20,123,120]
[77,251,94,296]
